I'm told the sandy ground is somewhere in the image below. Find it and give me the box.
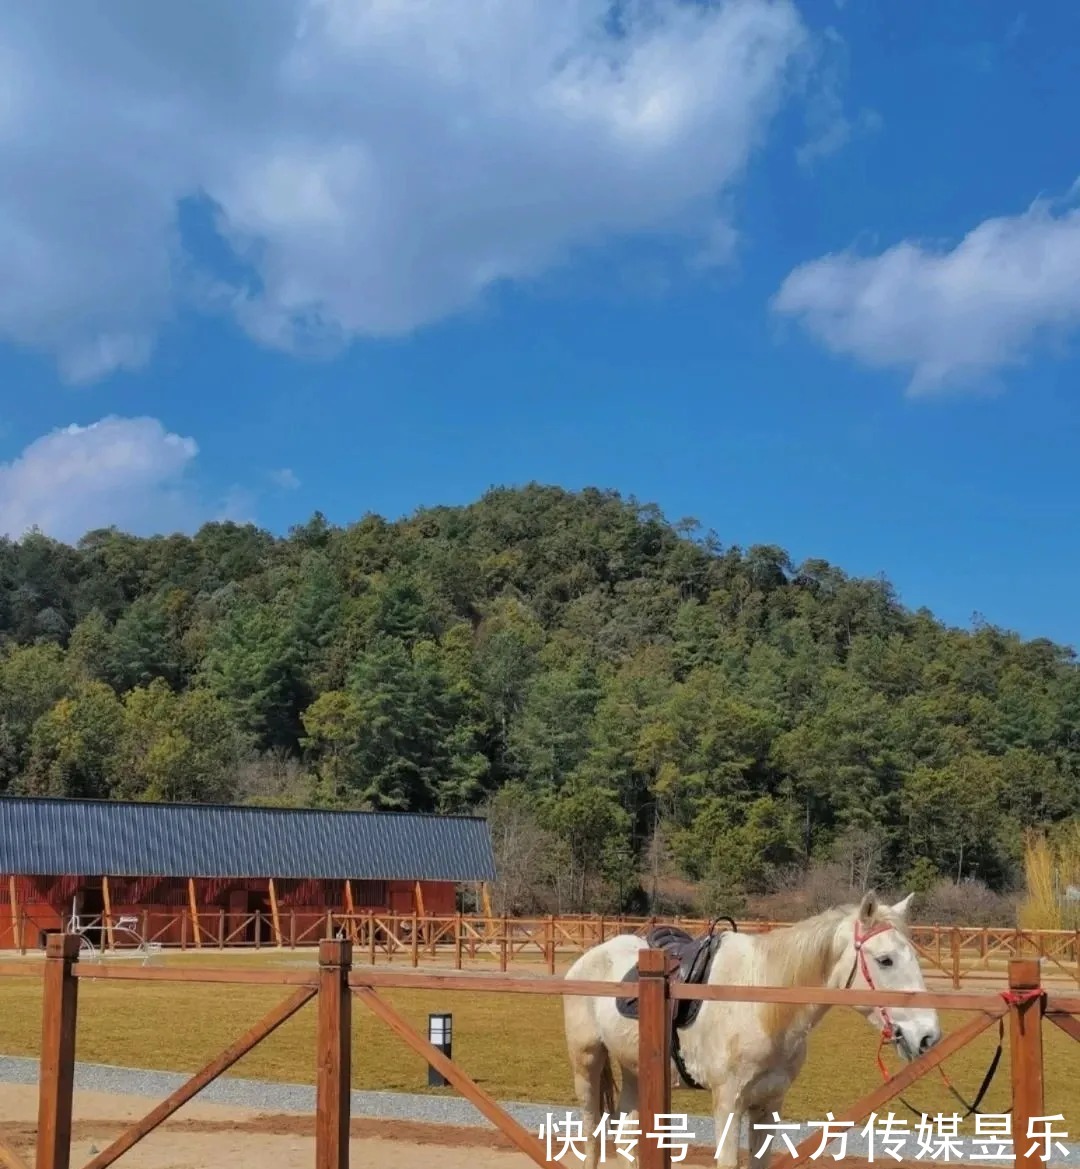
[0,1082,548,1169]
[0,1081,966,1169]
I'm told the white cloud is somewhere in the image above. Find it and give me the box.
[0,416,215,542]
[794,26,881,169]
[772,187,1080,394]
[0,0,814,381]
[270,467,300,490]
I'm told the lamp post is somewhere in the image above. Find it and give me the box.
[428,1012,452,1087]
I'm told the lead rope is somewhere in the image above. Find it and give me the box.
[852,921,1020,1122]
[872,1014,1005,1121]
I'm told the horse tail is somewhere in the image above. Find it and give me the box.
[598,1049,617,1119]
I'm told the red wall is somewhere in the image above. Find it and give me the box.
[416,880,457,915]
[3,874,462,951]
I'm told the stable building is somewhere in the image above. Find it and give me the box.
[0,795,497,951]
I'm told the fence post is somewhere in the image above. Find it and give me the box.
[316,937,352,1169]
[637,947,672,1169]
[1007,957,1045,1169]
[950,930,961,989]
[37,934,81,1169]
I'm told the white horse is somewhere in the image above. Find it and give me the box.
[562,891,940,1168]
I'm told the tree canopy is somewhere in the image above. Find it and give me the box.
[2,484,1077,911]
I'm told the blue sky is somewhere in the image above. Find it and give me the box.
[1,1,1079,648]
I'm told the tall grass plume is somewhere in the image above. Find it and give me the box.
[1020,823,1080,930]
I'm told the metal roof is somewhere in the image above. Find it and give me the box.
[0,796,497,882]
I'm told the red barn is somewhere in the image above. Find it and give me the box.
[0,795,496,952]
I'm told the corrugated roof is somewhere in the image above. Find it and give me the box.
[0,796,497,882]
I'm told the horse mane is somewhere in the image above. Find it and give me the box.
[751,898,908,1039]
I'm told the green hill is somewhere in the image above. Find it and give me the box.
[2,483,1078,912]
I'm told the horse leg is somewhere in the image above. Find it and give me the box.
[747,1099,786,1169]
[570,1041,610,1169]
[618,1063,638,1116]
[615,1065,639,1166]
[711,1085,743,1169]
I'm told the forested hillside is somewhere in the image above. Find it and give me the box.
[2,484,1078,914]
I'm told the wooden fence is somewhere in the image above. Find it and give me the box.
[15,909,1080,988]
[7,936,1079,1169]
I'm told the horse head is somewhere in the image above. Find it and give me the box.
[830,889,941,1061]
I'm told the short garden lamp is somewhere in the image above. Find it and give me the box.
[428,1012,452,1087]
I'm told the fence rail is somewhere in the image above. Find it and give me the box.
[7,909,1078,987]
[12,935,1077,1169]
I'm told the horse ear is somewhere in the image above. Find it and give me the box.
[857,890,878,924]
[891,892,914,919]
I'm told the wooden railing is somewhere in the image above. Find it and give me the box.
[5,909,1080,986]
[9,937,1077,1169]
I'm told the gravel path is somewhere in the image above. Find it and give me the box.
[0,1056,1074,1165]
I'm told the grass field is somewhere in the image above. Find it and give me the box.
[0,951,1077,1134]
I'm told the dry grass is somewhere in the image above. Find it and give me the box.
[1020,825,1080,931]
[1021,832,1061,931]
[0,951,1077,1134]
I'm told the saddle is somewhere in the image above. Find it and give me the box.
[613,917,736,1091]
[614,917,735,1032]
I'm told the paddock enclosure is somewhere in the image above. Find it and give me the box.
[8,901,1076,990]
[3,796,1080,1166]
[10,935,1080,1169]
[0,796,495,953]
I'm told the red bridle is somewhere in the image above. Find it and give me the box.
[850,916,1023,1121]
[847,919,898,1064]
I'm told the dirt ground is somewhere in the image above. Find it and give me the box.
[0,1082,959,1169]
[0,1082,549,1169]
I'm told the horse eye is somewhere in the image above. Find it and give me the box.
[876,956,893,968]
